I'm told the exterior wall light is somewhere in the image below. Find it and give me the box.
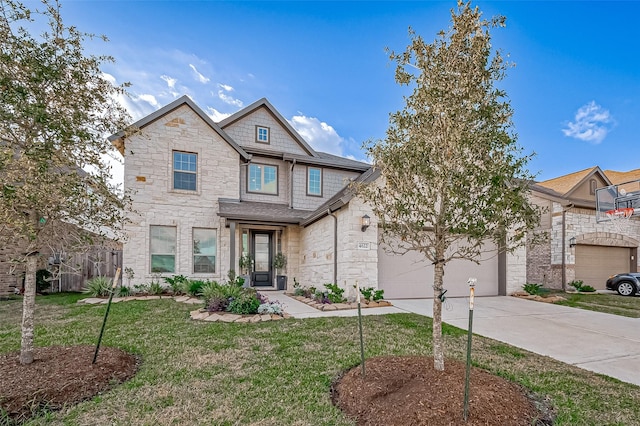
[569,237,576,248]
[361,214,370,232]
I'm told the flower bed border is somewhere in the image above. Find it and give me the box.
[288,294,392,311]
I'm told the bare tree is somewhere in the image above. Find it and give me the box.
[354,1,541,371]
[0,0,132,364]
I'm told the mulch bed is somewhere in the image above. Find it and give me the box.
[332,356,554,426]
[0,345,139,422]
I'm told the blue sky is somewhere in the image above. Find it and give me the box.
[50,1,640,182]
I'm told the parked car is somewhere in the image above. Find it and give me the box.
[606,273,640,296]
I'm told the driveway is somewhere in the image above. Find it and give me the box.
[392,296,640,387]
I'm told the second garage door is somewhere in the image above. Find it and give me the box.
[575,245,632,290]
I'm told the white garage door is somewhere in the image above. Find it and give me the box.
[378,238,499,299]
[575,245,631,290]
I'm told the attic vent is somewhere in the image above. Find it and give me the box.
[165,117,186,127]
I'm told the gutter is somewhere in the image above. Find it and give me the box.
[327,209,338,285]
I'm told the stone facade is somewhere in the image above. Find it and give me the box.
[526,199,640,289]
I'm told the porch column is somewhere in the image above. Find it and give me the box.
[229,221,236,274]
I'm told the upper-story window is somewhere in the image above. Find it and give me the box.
[248,163,278,194]
[307,167,322,196]
[173,151,197,191]
[256,126,270,144]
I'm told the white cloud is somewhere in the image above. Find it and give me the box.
[562,101,614,144]
[188,64,210,83]
[216,83,243,107]
[102,72,117,84]
[206,107,231,123]
[160,75,177,89]
[289,115,344,156]
[135,94,159,107]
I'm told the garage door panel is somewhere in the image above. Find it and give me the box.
[575,245,630,290]
[378,238,498,299]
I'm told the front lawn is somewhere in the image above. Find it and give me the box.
[554,292,640,318]
[1,293,639,425]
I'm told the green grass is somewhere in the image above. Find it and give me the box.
[1,292,640,425]
[555,293,640,318]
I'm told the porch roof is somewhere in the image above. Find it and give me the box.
[218,200,311,224]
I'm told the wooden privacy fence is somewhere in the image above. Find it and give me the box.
[51,249,122,292]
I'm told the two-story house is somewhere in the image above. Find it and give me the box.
[110,96,521,298]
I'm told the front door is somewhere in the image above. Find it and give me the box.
[251,231,273,287]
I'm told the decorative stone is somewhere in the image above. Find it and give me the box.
[174,296,190,302]
[323,305,337,311]
[235,317,251,323]
[334,303,351,310]
[249,315,262,323]
[221,314,241,323]
[183,298,203,305]
[378,301,392,307]
[260,314,272,322]
[366,301,380,308]
[204,314,222,322]
[271,314,283,321]
[193,312,210,320]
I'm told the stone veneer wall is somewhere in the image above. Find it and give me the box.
[526,201,640,289]
[298,198,377,299]
[122,105,240,286]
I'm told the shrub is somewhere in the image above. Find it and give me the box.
[187,280,206,297]
[570,280,596,293]
[36,269,52,293]
[118,286,131,297]
[83,276,112,297]
[324,283,345,303]
[227,293,260,315]
[164,275,189,294]
[149,280,165,295]
[293,287,305,297]
[133,283,150,295]
[373,289,385,301]
[359,286,374,301]
[523,283,543,296]
[258,302,283,315]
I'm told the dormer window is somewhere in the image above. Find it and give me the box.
[256,126,270,144]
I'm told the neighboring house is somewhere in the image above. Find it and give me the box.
[111,96,519,299]
[527,166,640,290]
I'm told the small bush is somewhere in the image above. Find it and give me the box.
[523,283,543,296]
[36,269,52,293]
[258,302,283,315]
[569,280,595,292]
[133,283,150,295]
[373,289,385,301]
[164,275,189,294]
[118,286,131,297]
[83,276,112,297]
[227,293,260,315]
[293,287,305,297]
[187,280,206,296]
[149,280,165,295]
[324,283,345,303]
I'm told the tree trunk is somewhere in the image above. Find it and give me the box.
[20,255,38,364]
[432,257,445,371]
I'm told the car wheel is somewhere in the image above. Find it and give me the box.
[617,281,636,296]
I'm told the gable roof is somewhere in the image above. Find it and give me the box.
[604,168,640,185]
[536,166,610,196]
[218,98,319,158]
[108,95,250,161]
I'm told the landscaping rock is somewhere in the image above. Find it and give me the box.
[221,314,242,323]
[183,298,203,305]
[235,317,251,323]
[249,315,262,323]
[271,314,283,321]
[174,296,190,302]
[260,314,272,322]
[334,303,351,310]
[366,301,380,308]
[323,305,337,311]
[204,314,222,322]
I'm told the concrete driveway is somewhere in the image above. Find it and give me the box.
[392,296,640,387]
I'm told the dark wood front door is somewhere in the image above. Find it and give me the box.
[251,231,273,287]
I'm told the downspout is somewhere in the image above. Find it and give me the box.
[327,209,338,284]
[289,158,296,208]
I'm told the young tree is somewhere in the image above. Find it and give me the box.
[0,0,132,364]
[354,1,540,371]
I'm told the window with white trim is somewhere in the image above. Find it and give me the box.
[193,228,216,273]
[173,151,197,191]
[150,225,176,273]
[307,167,322,196]
[256,126,270,144]
[248,163,278,194]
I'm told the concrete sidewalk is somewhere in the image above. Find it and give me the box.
[268,292,640,387]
